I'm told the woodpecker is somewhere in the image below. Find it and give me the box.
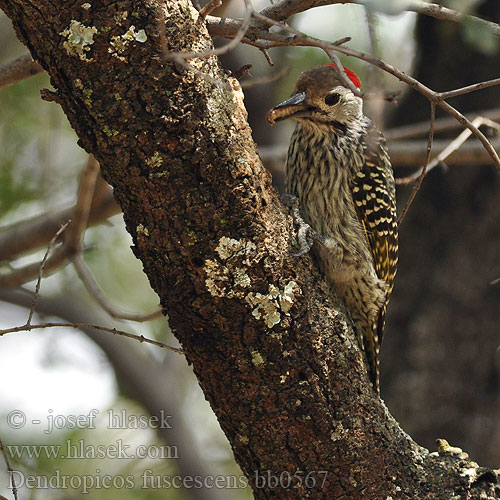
[267,64,398,392]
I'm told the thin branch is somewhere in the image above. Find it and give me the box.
[251,11,363,95]
[0,176,119,263]
[396,116,500,185]
[198,0,222,19]
[240,66,290,89]
[0,247,69,288]
[386,108,500,141]
[439,78,500,100]
[0,435,18,500]
[226,12,500,175]
[256,12,500,174]
[27,222,70,326]
[323,46,361,97]
[72,253,163,322]
[168,0,253,61]
[0,53,43,90]
[260,48,274,66]
[66,154,99,253]
[256,0,500,38]
[408,0,500,38]
[0,321,183,353]
[0,161,120,288]
[397,103,436,225]
[259,0,341,22]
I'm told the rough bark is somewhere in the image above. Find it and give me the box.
[0,0,498,498]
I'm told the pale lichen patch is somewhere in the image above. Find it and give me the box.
[330,421,345,441]
[145,151,163,168]
[204,236,299,328]
[109,25,147,61]
[279,280,297,313]
[136,223,149,236]
[251,351,265,366]
[60,20,98,61]
[233,267,251,288]
[215,236,256,262]
[204,236,259,298]
[204,259,230,298]
[245,281,298,329]
[237,434,249,445]
[436,439,465,457]
[460,468,477,481]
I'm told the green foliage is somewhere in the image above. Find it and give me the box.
[0,72,85,221]
[461,17,499,55]
[0,157,38,214]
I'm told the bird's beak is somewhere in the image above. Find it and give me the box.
[267,92,310,125]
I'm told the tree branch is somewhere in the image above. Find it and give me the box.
[0,53,43,90]
[0,175,119,262]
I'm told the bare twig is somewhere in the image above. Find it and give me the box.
[0,435,18,500]
[212,10,500,175]
[252,11,363,96]
[407,0,500,38]
[0,247,69,288]
[199,0,222,19]
[72,253,163,322]
[234,64,253,79]
[254,11,500,174]
[66,154,100,253]
[0,157,102,288]
[260,48,274,66]
[0,53,43,91]
[0,321,183,354]
[0,153,159,323]
[0,176,119,263]
[396,116,500,185]
[323,46,361,97]
[207,0,500,44]
[386,108,500,141]
[168,0,253,61]
[397,104,436,225]
[240,66,290,89]
[439,78,500,100]
[256,0,500,37]
[64,156,162,322]
[27,222,70,326]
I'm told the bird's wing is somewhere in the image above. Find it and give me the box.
[351,124,398,345]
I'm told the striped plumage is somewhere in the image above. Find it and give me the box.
[267,65,398,392]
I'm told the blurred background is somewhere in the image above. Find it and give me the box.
[0,0,499,498]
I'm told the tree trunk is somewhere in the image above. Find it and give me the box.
[1,1,498,498]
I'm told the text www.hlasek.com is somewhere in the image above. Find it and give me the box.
[6,440,178,460]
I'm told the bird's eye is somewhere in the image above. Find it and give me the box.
[325,93,340,106]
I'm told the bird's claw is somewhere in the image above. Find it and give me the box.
[281,193,326,256]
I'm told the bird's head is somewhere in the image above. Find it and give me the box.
[267,64,363,131]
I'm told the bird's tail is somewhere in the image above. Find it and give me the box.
[363,303,387,394]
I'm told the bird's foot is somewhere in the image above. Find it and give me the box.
[281,194,326,257]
